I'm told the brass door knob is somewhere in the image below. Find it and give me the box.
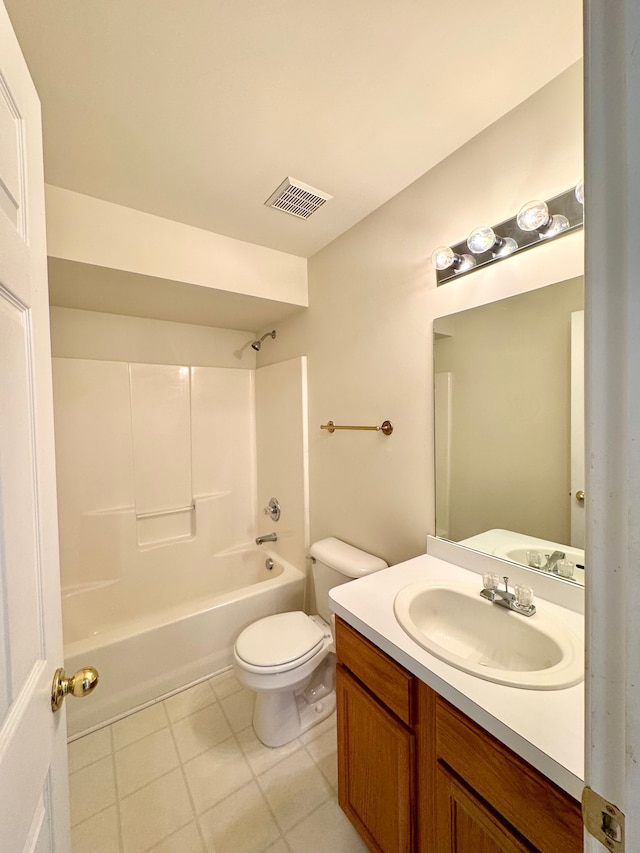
[576,490,585,502]
[51,666,99,712]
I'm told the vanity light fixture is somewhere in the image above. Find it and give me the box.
[433,184,584,286]
[431,246,476,274]
[516,199,569,239]
[466,226,517,257]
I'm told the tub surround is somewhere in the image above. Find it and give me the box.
[329,551,584,800]
[52,315,311,738]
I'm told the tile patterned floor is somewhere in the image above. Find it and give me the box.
[68,671,368,853]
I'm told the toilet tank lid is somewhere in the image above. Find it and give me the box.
[310,537,388,578]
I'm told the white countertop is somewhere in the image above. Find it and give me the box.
[329,551,584,800]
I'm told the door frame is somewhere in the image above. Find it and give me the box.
[584,0,640,848]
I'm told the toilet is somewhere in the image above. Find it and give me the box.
[233,537,387,747]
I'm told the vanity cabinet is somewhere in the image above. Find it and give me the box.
[335,617,583,853]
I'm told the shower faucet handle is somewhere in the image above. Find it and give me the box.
[263,497,281,522]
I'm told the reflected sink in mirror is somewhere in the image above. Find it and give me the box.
[460,529,585,585]
[393,581,583,690]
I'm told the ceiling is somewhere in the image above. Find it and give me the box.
[6,1,582,260]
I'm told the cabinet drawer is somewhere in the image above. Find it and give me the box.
[435,698,582,853]
[335,617,415,725]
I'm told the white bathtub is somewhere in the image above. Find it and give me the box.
[63,547,305,737]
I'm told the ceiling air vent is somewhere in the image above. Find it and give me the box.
[265,177,333,220]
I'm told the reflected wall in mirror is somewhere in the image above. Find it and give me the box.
[434,276,585,584]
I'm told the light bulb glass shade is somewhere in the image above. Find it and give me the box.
[540,214,570,239]
[575,178,584,205]
[495,237,518,257]
[516,200,550,232]
[467,225,497,254]
[455,253,476,273]
[431,246,456,270]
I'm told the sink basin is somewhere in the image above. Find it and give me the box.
[393,582,583,690]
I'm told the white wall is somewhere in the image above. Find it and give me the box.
[256,62,584,566]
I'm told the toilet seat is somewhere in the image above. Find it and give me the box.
[234,611,327,674]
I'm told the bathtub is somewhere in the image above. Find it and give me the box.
[63,547,305,737]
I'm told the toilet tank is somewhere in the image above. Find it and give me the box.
[309,537,388,623]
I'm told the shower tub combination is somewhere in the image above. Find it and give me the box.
[63,546,304,737]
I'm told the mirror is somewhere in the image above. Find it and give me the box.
[434,276,585,584]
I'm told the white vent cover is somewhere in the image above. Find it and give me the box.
[265,177,333,220]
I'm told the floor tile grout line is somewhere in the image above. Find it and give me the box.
[69,677,339,853]
[302,723,338,778]
[222,725,292,847]
[280,790,340,843]
[112,719,171,753]
[229,712,337,842]
[130,699,201,853]
[164,679,219,726]
[109,723,126,853]
[165,696,219,727]
[208,670,245,700]
[252,752,333,841]
[140,817,200,853]
[235,725,305,780]
[114,730,184,802]
[301,743,338,793]
[165,700,210,851]
[197,768,290,853]
[68,749,114,777]
[68,799,117,834]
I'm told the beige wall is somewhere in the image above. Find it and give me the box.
[256,62,584,566]
[45,186,308,306]
[435,276,583,543]
[50,306,258,368]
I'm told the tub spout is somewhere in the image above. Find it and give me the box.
[256,532,278,545]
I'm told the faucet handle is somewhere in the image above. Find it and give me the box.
[515,584,534,608]
[263,497,281,522]
[482,572,499,590]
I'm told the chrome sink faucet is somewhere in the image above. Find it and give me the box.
[480,574,536,617]
[543,550,565,573]
[256,532,278,545]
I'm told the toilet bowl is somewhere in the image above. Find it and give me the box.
[233,537,387,747]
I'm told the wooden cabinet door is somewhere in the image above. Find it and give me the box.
[337,665,415,853]
[436,765,535,853]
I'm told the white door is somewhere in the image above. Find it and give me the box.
[0,4,71,851]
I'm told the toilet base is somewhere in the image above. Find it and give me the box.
[252,655,336,748]
[253,687,336,748]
